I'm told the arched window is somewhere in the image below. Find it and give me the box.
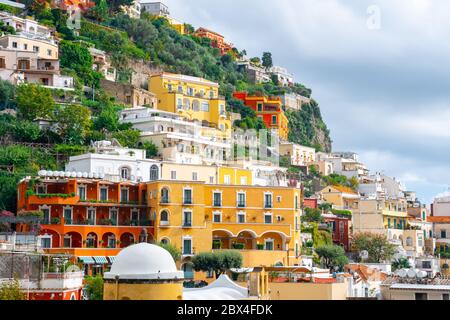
[161,238,170,245]
[160,210,169,222]
[161,188,169,203]
[120,167,130,180]
[150,165,159,181]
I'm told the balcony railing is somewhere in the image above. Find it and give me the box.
[264,202,273,209]
[183,221,192,228]
[237,202,246,208]
[213,201,222,207]
[160,197,170,204]
[183,198,193,205]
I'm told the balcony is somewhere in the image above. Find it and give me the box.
[182,221,192,228]
[237,202,246,208]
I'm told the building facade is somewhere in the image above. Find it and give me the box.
[194,27,233,55]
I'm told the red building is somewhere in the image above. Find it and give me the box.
[303,198,318,209]
[232,92,289,141]
[322,213,351,251]
[16,175,154,275]
[194,27,233,55]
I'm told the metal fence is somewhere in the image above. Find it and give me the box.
[0,252,43,281]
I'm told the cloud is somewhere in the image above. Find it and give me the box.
[162,0,450,203]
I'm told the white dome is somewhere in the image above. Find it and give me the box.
[104,243,184,280]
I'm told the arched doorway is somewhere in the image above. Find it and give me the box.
[260,231,286,251]
[212,230,234,250]
[102,232,116,248]
[86,232,98,248]
[235,230,257,250]
[120,232,134,248]
[65,231,82,248]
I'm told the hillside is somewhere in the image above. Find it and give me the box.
[0,2,333,213]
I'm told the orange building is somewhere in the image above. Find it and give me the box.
[17,177,153,274]
[233,92,289,141]
[194,27,233,55]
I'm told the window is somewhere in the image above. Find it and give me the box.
[161,188,169,203]
[237,193,246,207]
[265,239,274,251]
[87,208,96,225]
[329,221,336,232]
[120,188,129,203]
[47,49,52,56]
[237,212,246,223]
[415,293,428,300]
[131,210,139,224]
[184,189,193,204]
[192,172,198,181]
[183,211,192,227]
[63,207,72,225]
[161,238,169,245]
[177,98,183,109]
[224,175,231,185]
[77,185,86,201]
[160,210,169,224]
[167,84,172,91]
[150,165,159,181]
[99,187,108,201]
[240,176,247,185]
[187,87,193,96]
[171,170,177,180]
[272,115,277,124]
[0,58,5,68]
[107,235,116,248]
[40,237,51,249]
[33,46,39,52]
[120,167,130,180]
[63,235,71,248]
[213,212,222,223]
[213,192,222,207]
[295,195,299,209]
[441,230,447,239]
[109,209,118,225]
[41,207,50,224]
[36,184,47,195]
[264,193,273,208]
[12,42,17,48]
[183,238,192,255]
[257,103,263,112]
[443,294,449,300]
[209,176,215,184]
[277,196,282,203]
[201,101,210,112]
[264,213,273,224]
[209,90,214,99]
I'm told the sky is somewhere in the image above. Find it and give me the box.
[161,0,450,204]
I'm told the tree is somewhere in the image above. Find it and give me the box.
[352,232,396,263]
[192,250,242,278]
[262,52,273,69]
[392,257,411,271]
[88,0,109,22]
[16,84,55,121]
[84,275,103,300]
[0,79,15,110]
[303,207,323,223]
[157,242,181,262]
[315,245,348,270]
[108,0,134,14]
[142,141,158,158]
[55,105,92,145]
[111,129,140,148]
[0,279,26,300]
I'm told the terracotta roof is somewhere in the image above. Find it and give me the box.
[427,216,450,223]
[346,264,387,282]
[326,185,358,195]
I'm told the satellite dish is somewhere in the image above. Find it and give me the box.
[70,171,77,178]
[76,172,82,178]
[47,171,53,176]
[359,250,369,260]
[407,269,417,278]
[397,269,407,278]
[82,172,88,178]
[93,173,99,179]
[417,271,427,279]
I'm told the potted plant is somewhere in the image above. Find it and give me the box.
[257,243,264,250]
[51,217,60,225]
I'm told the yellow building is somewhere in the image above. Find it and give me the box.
[103,243,184,300]
[319,185,360,211]
[149,73,231,135]
[146,180,302,278]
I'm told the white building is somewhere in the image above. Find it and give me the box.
[269,66,293,87]
[432,191,450,217]
[278,92,310,111]
[65,140,161,183]
[279,142,315,167]
[89,47,116,82]
[359,173,405,200]
[120,107,231,166]
[325,152,369,180]
[121,1,141,18]
[0,11,52,39]
[140,1,170,17]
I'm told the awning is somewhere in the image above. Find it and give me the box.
[93,256,109,264]
[78,256,95,264]
[108,256,116,264]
